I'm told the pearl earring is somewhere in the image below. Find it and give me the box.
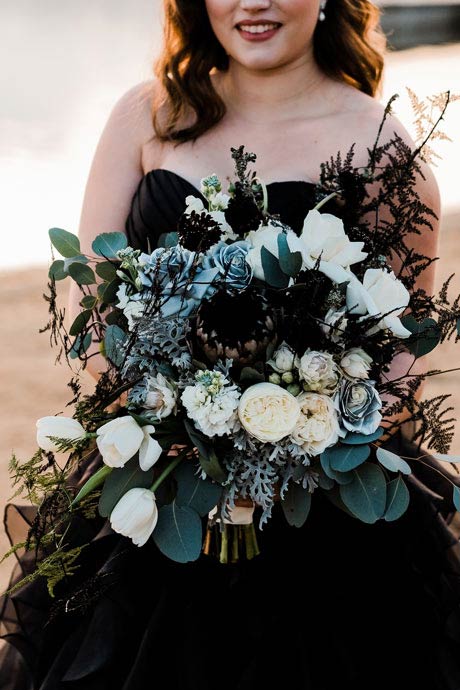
[318,0,327,21]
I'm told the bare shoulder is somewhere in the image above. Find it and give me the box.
[107,78,158,143]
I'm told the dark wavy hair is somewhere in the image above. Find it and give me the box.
[152,0,387,145]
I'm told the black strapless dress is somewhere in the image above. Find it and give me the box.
[2,169,460,690]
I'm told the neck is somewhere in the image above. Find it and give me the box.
[216,51,331,124]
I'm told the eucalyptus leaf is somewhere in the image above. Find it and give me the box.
[384,476,410,521]
[68,262,96,286]
[69,332,92,359]
[158,231,179,249]
[105,310,123,326]
[376,447,412,475]
[453,485,460,512]
[49,227,81,258]
[323,486,358,519]
[92,232,127,259]
[153,501,203,563]
[198,450,227,484]
[324,443,370,472]
[281,482,312,527]
[277,232,302,277]
[80,295,97,310]
[96,261,118,281]
[69,309,92,337]
[48,259,67,281]
[104,325,127,367]
[320,452,354,485]
[174,461,222,516]
[342,428,384,445]
[433,453,460,463]
[339,463,387,524]
[401,315,441,358]
[261,246,290,288]
[98,454,154,518]
[99,278,120,304]
[63,255,89,271]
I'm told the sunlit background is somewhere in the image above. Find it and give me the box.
[1,0,460,589]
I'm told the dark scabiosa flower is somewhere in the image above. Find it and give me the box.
[177,210,222,253]
[224,181,264,237]
[190,288,277,368]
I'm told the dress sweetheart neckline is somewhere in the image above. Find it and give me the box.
[141,167,318,198]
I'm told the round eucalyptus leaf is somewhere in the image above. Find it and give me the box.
[92,232,127,259]
[96,261,118,281]
[325,443,370,472]
[69,332,92,359]
[80,295,97,310]
[453,485,460,512]
[401,315,441,358]
[153,501,203,563]
[433,453,460,464]
[376,447,412,475]
[281,481,312,527]
[339,463,387,524]
[261,246,289,288]
[320,452,354,485]
[49,227,81,258]
[68,262,96,286]
[174,461,222,516]
[384,476,410,522]
[48,259,68,281]
[69,309,92,337]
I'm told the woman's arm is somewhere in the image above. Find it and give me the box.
[68,80,158,382]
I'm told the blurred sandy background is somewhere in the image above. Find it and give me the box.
[1,1,460,592]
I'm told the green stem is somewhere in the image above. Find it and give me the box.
[312,191,338,212]
[150,448,190,493]
[70,464,113,508]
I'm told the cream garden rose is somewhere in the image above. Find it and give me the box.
[291,392,342,456]
[298,350,340,395]
[237,382,301,443]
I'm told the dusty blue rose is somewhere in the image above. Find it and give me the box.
[137,247,219,317]
[204,240,253,291]
[336,379,382,434]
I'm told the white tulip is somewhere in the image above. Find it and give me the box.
[110,487,158,547]
[96,417,162,470]
[36,416,86,452]
[300,209,368,268]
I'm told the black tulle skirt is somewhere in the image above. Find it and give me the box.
[2,431,460,690]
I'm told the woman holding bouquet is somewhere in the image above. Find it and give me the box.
[2,1,460,689]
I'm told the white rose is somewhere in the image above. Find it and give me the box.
[300,209,368,268]
[340,348,373,379]
[298,350,340,395]
[144,373,177,419]
[96,417,162,470]
[267,341,300,373]
[346,268,411,338]
[36,416,86,452]
[238,381,301,443]
[109,487,158,547]
[245,222,304,282]
[291,392,341,456]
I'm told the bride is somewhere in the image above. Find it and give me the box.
[2,1,460,689]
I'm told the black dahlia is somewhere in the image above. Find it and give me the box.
[177,210,222,253]
[224,181,264,237]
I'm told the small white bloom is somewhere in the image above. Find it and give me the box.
[209,191,231,211]
[181,382,241,438]
[36,416,86,452]
[144,373,177,419]
[185,195,206,214]
[298,350,340,395]
[300,209,368,268]
[267,341,300,373]
[110,487,158,547]
[115,284,146,331]
[346,268,411,338]
[96,417,162,470]
[291,392,342,456]
[237,381,301,443]
[340,348,373,379]
[245,221,304,283]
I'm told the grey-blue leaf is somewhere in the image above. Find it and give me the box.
[320,452,354,485]
[384,476,410,521]
[376,447,412,475]
[92,232,128,259]
[174,461,222,516]
[104,325,127,367]
[342,428,384,445]
[49,228,81,258]
[339,463,387,523]
[281,482,312,527]
[98,454,154,518]
[153,502,202,563]
[261,246,290,288]
[453,485,460,512]
[325,443,370,472]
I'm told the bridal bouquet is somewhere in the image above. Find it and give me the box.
[3,91,460,592]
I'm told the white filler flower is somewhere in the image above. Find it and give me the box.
[36,416,86,452]
[96,417,162,470]
[110,487,158,547]
[238,381,301,443]
[181,370,241,437]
